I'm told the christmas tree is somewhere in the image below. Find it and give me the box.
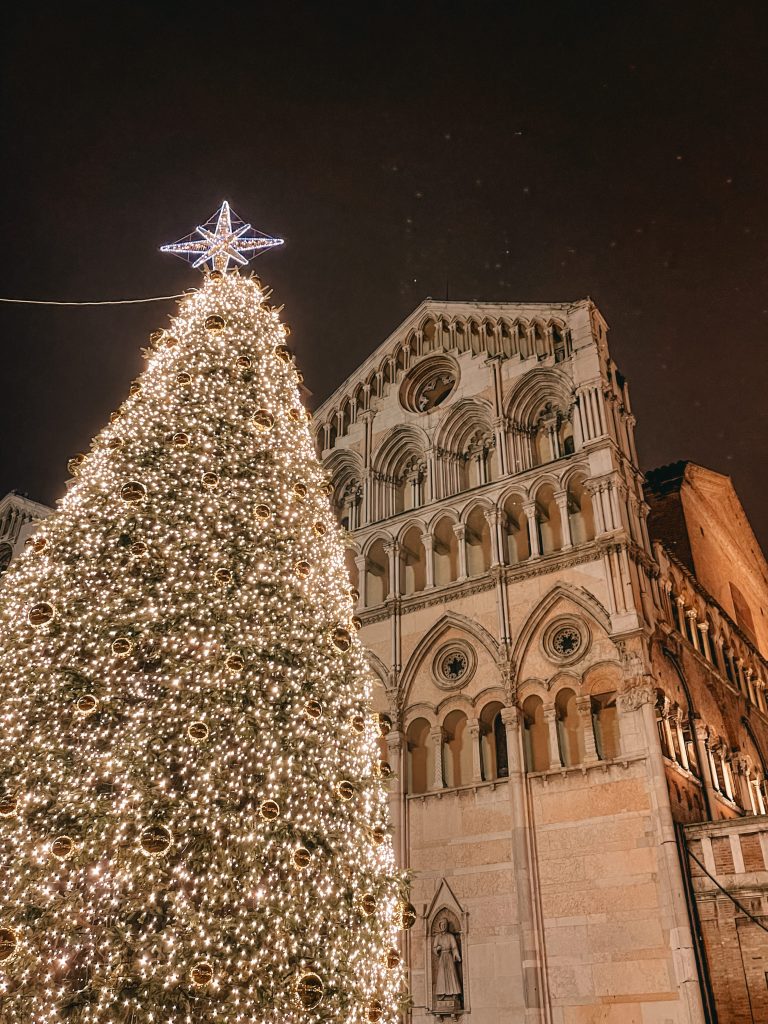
[0,203,411,1024]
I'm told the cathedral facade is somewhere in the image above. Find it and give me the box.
[314,299,768,1024]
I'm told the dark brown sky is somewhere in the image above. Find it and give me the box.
[1,1,767,548]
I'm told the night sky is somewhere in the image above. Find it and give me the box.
[2,2,767,547]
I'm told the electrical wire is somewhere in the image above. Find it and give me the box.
[687,846,768,934]
[0,294,187,306]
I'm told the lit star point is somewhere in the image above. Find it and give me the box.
[160,201,284,273]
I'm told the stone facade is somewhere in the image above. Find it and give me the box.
[0,491,50,574]
[315,298,768,1023]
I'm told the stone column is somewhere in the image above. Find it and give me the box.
[354,555,367,609]
[430,727,445,790]
[453,523,468,580]
[523,501,541,558]
[386,729,407,867]
[575,695,599,762]
[668,707,690,772]
[484,509,503,566]
[543,705,561,769]
[693,720,717,820]
[686,610,700,652]
[698,621,712,662]
[384,541,399,600]
[554,489,573,549]
[421,533,435,590]
[675,597,686,636]
[501,707,545,1022]
[468,719,483,783]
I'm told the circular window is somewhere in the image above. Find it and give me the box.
[432,640,476,690]
[399,357,459,414]
[543,617,590,665]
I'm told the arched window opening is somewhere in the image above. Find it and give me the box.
[591,692,620,760]
[555,688,583,767]
[401,527,426,596]
[465,507,491,577]
[517,321,529,357]
[532,403,562,465]
[395,346,406,373]
[536,484,562,556]
[480,701,508,780]
[568,477,596,545]
[502,494,530,564]
[339,400,351,436]
[522,695,549,772]
[328,421,338,448]
[560,420,575,456]
[532,322,547,358]
[406,717,431,795]
[338,479,362,531]
[443,710,472,788]
[552,325,568,363]
[365,540,389,607]
[433,517,459,587]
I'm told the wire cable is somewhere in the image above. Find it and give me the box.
[687,845,768,934]
[0,294,186,306]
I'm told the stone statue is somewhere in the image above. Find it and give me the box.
[433,918,462,999]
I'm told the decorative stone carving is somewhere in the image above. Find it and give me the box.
[432,640,476,690]
[542,615,591,665]
[432,917,463,1006]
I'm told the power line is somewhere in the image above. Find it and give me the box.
[0,293,186,307]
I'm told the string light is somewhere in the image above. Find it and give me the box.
[0,267,408,1022]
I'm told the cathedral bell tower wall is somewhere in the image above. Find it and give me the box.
[317,299,705,1024]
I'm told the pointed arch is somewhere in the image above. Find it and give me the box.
[511,583,612,676]
[504,367,575,424]
[399,611,500,707]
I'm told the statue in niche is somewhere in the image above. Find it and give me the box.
[431,913,463,1013]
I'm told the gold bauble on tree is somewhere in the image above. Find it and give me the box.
[236,355,252,368]
[0,796,18,817]
[172,432,190,448]
[28,602,54,627]
[331,627,351,652]
[297,972,324,1009]
[201,472,219,490]
[376,713,392,736]
[176,371,191,386]
[140,824,173,856]
[190,961,214,986]
[371,827,386,847]
[398,901,417,930]
[259,799,280,822]
[274,344,292,364]
[385,947,401,970]
[120,481,146,503]
[253,409,274,432]
[187,721,209,743]
[313,520,326,536]
[214,568,232,585]
[75,694,99,717]
[351,714,366,734]
[255,503,271,520]
[226,654,245,672]
[205,314,226,332]
[292,847,312,869]
[51,835,75,861]
[111,637,133,657]
[361,893,377,916]
[0,927,18,964]
[376,760,392,779]
[294,560,311,580]
[367,998,384,1023]
[303,699,322,720]
[293,482,307,498]
[336,780,355,801]
[130,541,148,556]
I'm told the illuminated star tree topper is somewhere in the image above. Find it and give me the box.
[160,200,284,273]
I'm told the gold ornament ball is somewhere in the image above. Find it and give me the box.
[303,699,322,720]
[367,998,384,1023]
[323,481,334,497]
[191,961,214,986]
[331,627,351,653]
[292,846,311,869]
[259,799,280,822]
[289,407,302,422]
[149,329,166,346]
[376,760,392,779]
[0,927,18,964]
[205,314,226,332]
[107,437,124,452]
[110,410,122,423]
[398,901,417,930]
[283,324,292,337]
[236,355,252,369]
[129,381,141,396]
[29,535,48,553]
[386,947,401,970]
[336,780,355,801]
[208,269,224,281]
[361,893,377,916]
[28,602,54,627]
[351,714,365,734]
[75,694,99,717]
[188,721,209,743]
[349,586,360,601]
[202,472,219,490]
[176,371,191,386]
[293,482,308,498]
[255,503,271,520]
[376,713,392,737]
[371,827,386,847]
[130,541,148,556]
[313,520,326,536]
[226,654,245,672]
[68,453,86,475]
[111,637,133,657]
[297,972,324,1009]
[214,568,233,585]
[120,481,146,503]
[253,409,274,432]
[172,431,190,448]
[0,796,18,817]
[51,835,75,861]
[351,615,363,632]
[294,560,311,580]
[140,824,173,856]
[274,344,292,364]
